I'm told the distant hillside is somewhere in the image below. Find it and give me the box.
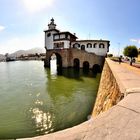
[10,48,45,57]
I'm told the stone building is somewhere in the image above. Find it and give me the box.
[44,18,110,70]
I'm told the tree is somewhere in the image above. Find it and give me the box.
[138,48,140,54]
[107,53,113,57]
[123,45,138,65]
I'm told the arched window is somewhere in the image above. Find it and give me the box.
[47,33,51,37]
[99,43,105,48]
[93,43,97,48]
[87,43,92,48]
[81,45,85,50]
[73,43,80,48]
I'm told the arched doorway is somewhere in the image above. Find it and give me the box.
[81,45,85,50]
[73,58,80,69]
[50,53,62,68]
[50,53,62,75]
[83,61,89,71]
[55,53,62,68]
[92,64,101,73]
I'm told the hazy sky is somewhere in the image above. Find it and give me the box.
[0,0,140,55]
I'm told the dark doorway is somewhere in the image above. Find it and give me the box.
[55,53,62,68]
[83,61,89,71]
[92,64,101,73]
[73,58,80,69]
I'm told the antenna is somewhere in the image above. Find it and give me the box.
[87,33,91,40]
[88,33,91,40]
[118,42,120,57]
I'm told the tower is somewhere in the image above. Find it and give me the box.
[44,18,59,50]
[48,18,56,30]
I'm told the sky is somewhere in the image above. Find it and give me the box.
[0,0,140,55]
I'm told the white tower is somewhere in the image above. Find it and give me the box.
[44,18,59,50]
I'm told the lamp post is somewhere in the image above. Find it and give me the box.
[118,43,120,57]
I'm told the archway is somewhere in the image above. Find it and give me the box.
[50,53,62,75]
[99,43,105,48]
[56,53,62,68]
[81,45,85,50]
[83,61,89,71]
[92,64,101,73]
[50,53,62,68]
[73,43,80,48]
[73,58,80,69]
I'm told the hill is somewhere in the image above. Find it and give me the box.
[9,48,45,57]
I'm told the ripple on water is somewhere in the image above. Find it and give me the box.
[0,61,100,139]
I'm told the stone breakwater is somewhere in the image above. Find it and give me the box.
[92,59,124,117]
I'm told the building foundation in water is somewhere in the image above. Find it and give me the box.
[44,18,110,71]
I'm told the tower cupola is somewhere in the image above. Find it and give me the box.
[48,18,56,30]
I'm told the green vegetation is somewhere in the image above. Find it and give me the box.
[123,45,138,65]
[109,57,119,62]
[107,54,113,57]
[138,49,140,54]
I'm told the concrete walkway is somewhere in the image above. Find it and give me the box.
[21,59,140,140]
[121,62,140,75]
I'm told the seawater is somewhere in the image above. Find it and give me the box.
[0,61,100,139]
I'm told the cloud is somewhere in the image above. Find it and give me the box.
[0,34,45,54]
[0,25,5,32]
[130,38,140,44]
[22,0,54,13]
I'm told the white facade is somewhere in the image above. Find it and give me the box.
[44,18,110,56]
[71,41,109,56]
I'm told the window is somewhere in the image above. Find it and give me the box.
[60,34,65,39]
[47,33,51,37]
[73,43,80,48]
[81,45,85,50]
[93,43,97,48]
[87,43,92,48]
[54,35,59,40]
[54,42,64,49]
[99,43,105,48]
[66,34,68,39]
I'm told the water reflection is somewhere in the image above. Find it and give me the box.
[50,54,57,78]
[57,68,98,79]
[43,68,101,132]
[31,108,54,133]
[0,61,101,139]
[30,92,54,134]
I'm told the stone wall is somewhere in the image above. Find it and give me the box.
[92,59,124,117]
[44,48,104,69]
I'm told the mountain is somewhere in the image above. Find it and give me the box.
[9,48,45,57]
